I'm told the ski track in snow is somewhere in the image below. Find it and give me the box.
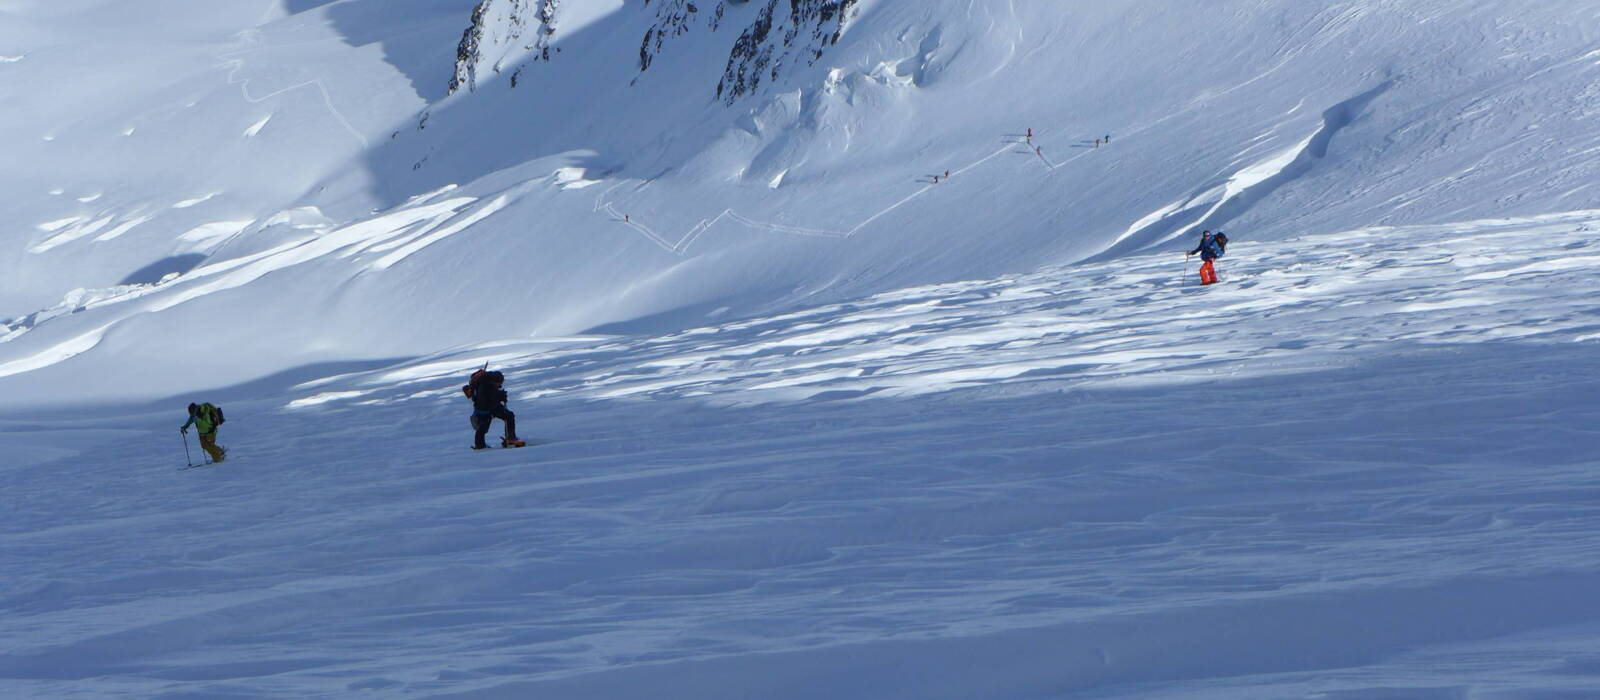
[4,214,1600,698]
[1,69,1381,363]
[12,122,1094,356]
[217,32,370,150]
[595,133,1105,256]
[590,64,1350,258]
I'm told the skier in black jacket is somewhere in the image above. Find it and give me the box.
[469,371,525,449]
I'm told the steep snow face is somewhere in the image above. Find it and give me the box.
[0,0,475,314]
[4,1,1600,407]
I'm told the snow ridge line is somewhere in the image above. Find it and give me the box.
[594,134,1091,256]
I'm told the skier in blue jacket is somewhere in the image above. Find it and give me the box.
[1186,230,1229,284]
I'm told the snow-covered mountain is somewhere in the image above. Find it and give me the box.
[3,0,1599,406]
[3,1,1600,696]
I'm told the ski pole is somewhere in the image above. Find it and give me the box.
[181,429,194,467]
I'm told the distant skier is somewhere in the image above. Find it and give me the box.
[1186,230,1229,285]
[465,369,525,449]
[180,402,227,463]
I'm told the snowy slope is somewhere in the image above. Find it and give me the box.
[4,3,1600,695]
[4,0,1600,406]
[0,0,475,311]
[4,212,1599,698]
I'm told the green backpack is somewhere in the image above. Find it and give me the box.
[199,403,226,427]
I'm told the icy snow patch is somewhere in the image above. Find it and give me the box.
[93,215,154,242]
[36,216,85,233]
[178,220,254,244]
[0,326,107,377]
[173,193,219,209]
[554,167,600,190]
[286,391,370,408]
[30,216,116,253]
[244,114,271,138]
[368,194,512,271]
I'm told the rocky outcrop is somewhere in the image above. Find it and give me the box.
[715,0,857,102]
[640,0,859,102]
[448,0,561,94]
[454,0,858,101]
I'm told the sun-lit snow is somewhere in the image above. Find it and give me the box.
[4,0,1599,405]
[5,212,1600,698]
[2,0,1599,697]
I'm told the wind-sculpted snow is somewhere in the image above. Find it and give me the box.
[0,0,460,316]
[8,0,1600,406]
[273,212,1600,406]
[4,215,1599,697]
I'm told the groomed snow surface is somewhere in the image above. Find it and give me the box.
[5,214,1599,698]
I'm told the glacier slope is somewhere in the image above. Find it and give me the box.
[3,213,1598,698]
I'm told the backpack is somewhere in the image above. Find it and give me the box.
[199,403,225,426]
[462,367,488,400]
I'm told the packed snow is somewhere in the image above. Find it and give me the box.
[2,0,1600,697]
[6,213,1600,697]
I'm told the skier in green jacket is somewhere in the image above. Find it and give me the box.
[180,402,227,463]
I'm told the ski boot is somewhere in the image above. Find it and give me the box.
[501,438,527,448]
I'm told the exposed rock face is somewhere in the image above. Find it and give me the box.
[638,0,858,102]
[714,0,858,103]
[448,0,561,94]
[451,0,859,101]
